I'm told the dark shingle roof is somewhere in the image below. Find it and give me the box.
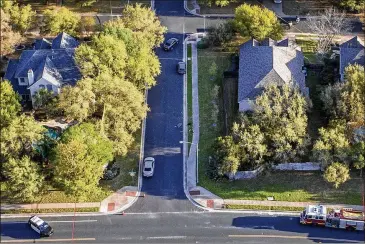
[52,32,79,49]
[5,33,81,96]
[339,36,364,76]
[238,38,306,102]
[4,60,30,95]
[34,38,52,50]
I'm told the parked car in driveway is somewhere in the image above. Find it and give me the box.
[177,62,186,74]
[143,157,155,177]
[28,216,54,237]
[163,38,179,51]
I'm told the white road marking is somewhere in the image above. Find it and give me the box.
[48,220,98,223]
[0,238,96,243]
[146,236,187,240]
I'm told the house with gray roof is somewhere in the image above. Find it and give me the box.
[238,38,308,112]
[339,36,364,81]
[4,32,81,106]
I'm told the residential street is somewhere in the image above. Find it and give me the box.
[1,212,364,243]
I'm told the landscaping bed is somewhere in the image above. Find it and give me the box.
[198,0,257,15]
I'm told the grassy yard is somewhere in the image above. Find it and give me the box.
[202,171,363,205]
[1,207,99,214]
[295,39,321,64]
[18,0,150,13]
[197,48,232,183]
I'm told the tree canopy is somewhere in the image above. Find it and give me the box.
[121,4,167,48]
[0,80,21,129]
[41,7,81,35]
[52,123,113,200]
[2,1,36,33]
[0,9,22,56]
[3,156,44,202]
[75,34,127,78]
[0,114,46,160]
[102,19,161,88]
[198,0,234,7]
[312,120,350,168]
[323,162,350,188]
[253,85,310,162]
[234,4,283,41]
[339,64,365,124]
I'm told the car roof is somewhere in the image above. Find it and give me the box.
[144,160,153,168]
[166,38,177,43]
[30,216,45,227]
[178,62,185,67]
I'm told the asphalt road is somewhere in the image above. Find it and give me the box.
[1,212,364,243]
[126,0,200,213]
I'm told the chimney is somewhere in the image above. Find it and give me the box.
[28,69,34,86]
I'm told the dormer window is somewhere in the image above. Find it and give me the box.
[39,85,45,89]
[18,77,28,86]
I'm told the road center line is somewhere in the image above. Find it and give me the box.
[146,236,187,240]
[1,238,96,243]
[228,235,361,243]
[48,220,98,223]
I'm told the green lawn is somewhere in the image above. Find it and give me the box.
[202,171,363,205]
[282,0,333,15]
[1,207,99,214]
[197,48,232,184]
[295,39,321,64]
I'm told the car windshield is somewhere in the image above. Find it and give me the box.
[144,167,152,171]
[166,39,173,45]
[39,223,51,232]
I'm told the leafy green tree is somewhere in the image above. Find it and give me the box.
[234,3,283,41]
[79,16,96,35]
[103,19,161,88]
[312,120,350,168]
[0,114,46,159]
[52,123,113,200]
[92,73,148,155]
[75,34,127,78]
[122,4,167,48]
[323,162,350,188]
[232,123,267,170]
[0,9,22,56]
[339,0,364,12]
[41,7,81,35]
[33,89,59,118]
[71,0,97,7]
[320,82,344,120]
[254,85,310,163]
[58,79,95,122]
[339,64,365,124]
[3,156,44,202]
[213,136,240,177]
[4,1,36,33]
[198,0,233,7]
[0,80,21,129]
[351,141,365,176]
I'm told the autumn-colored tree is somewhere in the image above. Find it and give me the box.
[3,1,36,33]
[121,4,167,48]
[0,9,22,56]
[234,4,283,40]
[41,7,81,35]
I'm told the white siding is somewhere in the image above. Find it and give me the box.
[29,78,60,105]
[239,99,253,112]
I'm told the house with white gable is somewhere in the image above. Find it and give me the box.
[4,32,81,106]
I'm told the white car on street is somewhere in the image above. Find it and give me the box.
[143,157,155,177]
